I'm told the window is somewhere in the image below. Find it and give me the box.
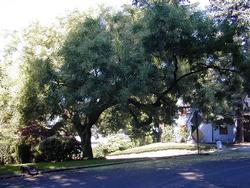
[219,125,228,135]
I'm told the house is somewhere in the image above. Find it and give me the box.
[174,99,236,144]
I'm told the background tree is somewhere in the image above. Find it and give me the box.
[137,1,243,121]
[208,0,250,142]
[0,31,22,142]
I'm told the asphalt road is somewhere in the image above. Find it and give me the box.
[1,158,250,188]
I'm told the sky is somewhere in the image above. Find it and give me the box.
[0,0,209,32]
[0,0,131,32]
[0,0,131,64]
[0,0,209,66]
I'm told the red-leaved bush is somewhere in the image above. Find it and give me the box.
[20,121,54,145]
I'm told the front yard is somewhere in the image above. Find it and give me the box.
[1,143,249,177]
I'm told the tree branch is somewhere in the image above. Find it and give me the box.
[173,55,178,82]
[155,68,206,105]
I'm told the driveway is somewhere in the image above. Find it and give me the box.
[1,157,250,188]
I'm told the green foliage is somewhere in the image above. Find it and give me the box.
[0,141,17,164]
[18,23,64,126]
[97,107,132,135]
[132,133,154,146]
[1,3,244,159]
[132,0,188,7]
[16,144,32,164]
[94,134,134,158]
[0,142,12,164]
[209,0,250,94]
[161,125,188,143]
[161,125,175,142]
[0,33,21,143]
[175,125,189,143]
[38,136,81,162]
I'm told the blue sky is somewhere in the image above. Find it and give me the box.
[0,0,209,79]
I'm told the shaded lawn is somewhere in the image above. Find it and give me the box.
[154,151,250,169]
[109,142,215,156]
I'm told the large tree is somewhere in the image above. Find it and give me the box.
[18,2,243,158]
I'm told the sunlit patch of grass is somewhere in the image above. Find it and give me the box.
[109,143,215,156]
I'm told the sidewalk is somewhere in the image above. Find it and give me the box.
[106,149,198,159]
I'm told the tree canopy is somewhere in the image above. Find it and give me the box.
[0,1,247,158]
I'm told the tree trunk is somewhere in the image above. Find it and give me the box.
[79,125,93,159]
[71,103,114,159]
[72,113,93,159]
[236,117,244,143]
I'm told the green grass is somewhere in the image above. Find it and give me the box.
[109,142,215,156]
[0,159,132,176]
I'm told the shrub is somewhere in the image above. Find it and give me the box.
[20,122,54,145]
[132,134,154,146]
[175,125,189,143]
[16,143,32,163]
[93,134,134,158]
[0,142,11,164]
[0,141,16,164]
[161,125,175,143]
[38,136,81,162]
[62,137,82,160]
[39,136,64,162]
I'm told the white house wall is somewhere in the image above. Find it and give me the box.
[198,123,236,143]
[174,110,236,143]
[199,123,213,143]
[212,124,236,143]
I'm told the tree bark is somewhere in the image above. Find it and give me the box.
[71,101,116,159]
[79,125,93,159]
[236,117,244,143]
[72,113,93,159]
